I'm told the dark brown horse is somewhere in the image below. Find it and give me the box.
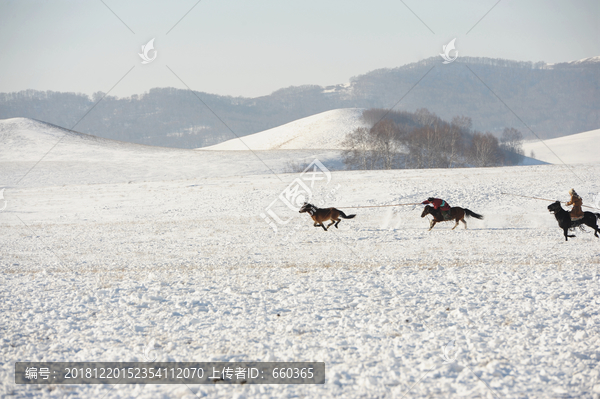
[421,205,483,231]
[299,202,356,231]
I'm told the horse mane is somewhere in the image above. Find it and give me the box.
[550,202,569,220]
[426,205,441,217]
[550,201,584,230]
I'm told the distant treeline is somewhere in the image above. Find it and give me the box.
[0,56,597,148]
[342,108,524,170]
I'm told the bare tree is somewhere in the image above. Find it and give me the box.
[342,120,404,170]
[361,109,389,126]
[471,132,502,166]
[404,124,451,169]
[448,116,471,167]
[414,108,438,128]
[371,119,402,169]
[500,127,524,165]
[342,127,378,169]
[343,108,507,170]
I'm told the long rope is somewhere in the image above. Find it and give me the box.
[501,192,561,202]
[501,192,597,210]
[336,203,422,209]
[339,194,597,210]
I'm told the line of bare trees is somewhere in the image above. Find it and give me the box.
[342,108,524,170]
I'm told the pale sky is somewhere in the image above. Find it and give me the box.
[0,0,598,98]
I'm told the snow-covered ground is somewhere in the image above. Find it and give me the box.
[2,118,600,398]
[523,128,600,165]
[203,108,367,151]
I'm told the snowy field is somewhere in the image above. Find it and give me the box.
[2,118,600,398]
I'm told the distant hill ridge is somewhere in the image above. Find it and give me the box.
[0,55,597,149]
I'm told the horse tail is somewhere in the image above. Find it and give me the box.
[464,209,484,220]
[338,210,356,219]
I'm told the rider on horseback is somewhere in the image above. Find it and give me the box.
[422,197,451,220]
[566,189,584,221]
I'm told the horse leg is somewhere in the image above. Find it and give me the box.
[428,220,436,231]
[591,223,599,237]
[563,227,574,241]
[334,218,341,228]
[452,219,459,230]
[584,218,600,237]
[321,223,328,231]
[462,219,467,229]
[326,220,335,229]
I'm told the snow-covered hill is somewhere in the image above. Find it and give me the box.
[2,117,600,398]
[567,55,600,65]
[523,128,600,165]
[0,118,346,187]
[203,108,367,150]
[549,55,600,67]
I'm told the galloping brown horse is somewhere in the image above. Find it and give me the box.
[299,202,356,231]
[421,205,483,231]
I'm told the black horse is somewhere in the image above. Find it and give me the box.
[547,201,600,241]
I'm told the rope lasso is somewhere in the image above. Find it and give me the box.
[335,203,422,209]
[500,192,597,209]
